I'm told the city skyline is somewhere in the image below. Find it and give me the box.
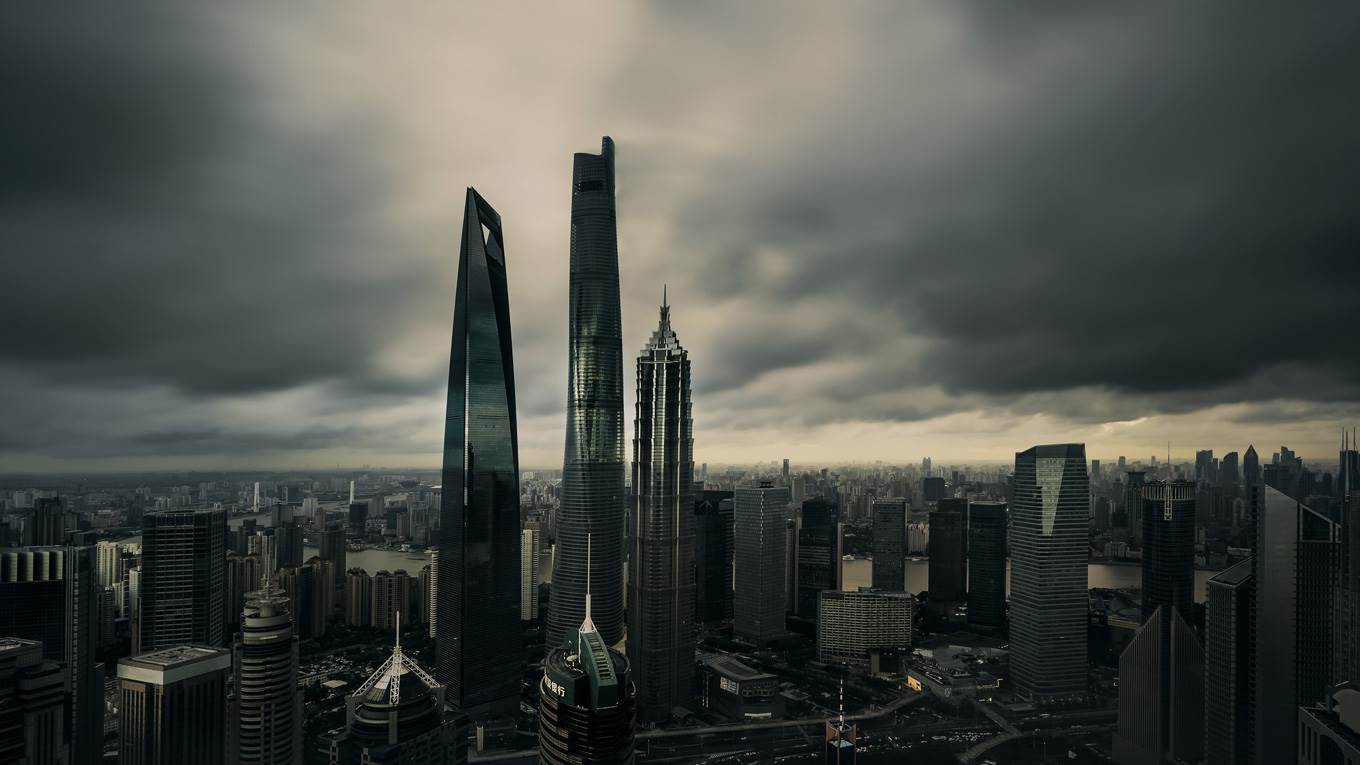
[5,4,1360,473]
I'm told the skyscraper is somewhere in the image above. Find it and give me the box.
[0,638,65,764]
[797,497,841,620]
[28,498,64,547]
[232,584,302,764]
[538,587,636,765]
[1113,481,1203,765]
[870,499,906,592]
[734,482,790,645]
[1203,559,1253,765]
[1010,444,1090,701]
[118,646,230,765]
[1123,471,1146,542]
[1139,480,1197,623]
[140,507,226,652]
[1243,445,1260,487]
[436,188,522,715]
[551,136,627,649]
[693,491,734,624]
[0,545,103,763]
[1253,486,1341,764]
[626,298,695,724]
[928,498,967,604]
[966,501,1007,629]
[317,523,346,597]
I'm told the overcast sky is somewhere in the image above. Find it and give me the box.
[4,3,1359,472]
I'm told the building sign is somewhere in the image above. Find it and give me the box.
[719,676,740,694]
[544,675,566,699]
[906,675,923,692]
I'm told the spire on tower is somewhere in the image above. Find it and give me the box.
[581,533,596,635]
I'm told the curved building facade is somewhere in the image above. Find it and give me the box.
[436,188,522,715]
[539,610,636,763]
[626,299,695,723]
[550,137,626,648]
[233,585,301,764]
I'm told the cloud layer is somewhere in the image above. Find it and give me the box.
[4,3,1359,471]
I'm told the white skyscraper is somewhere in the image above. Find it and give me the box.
[521,527,541,622]
[96,540,124,589]
[253,482,260,511]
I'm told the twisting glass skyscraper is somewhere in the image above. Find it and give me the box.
[1010,443,1090,701]
[436,188,521,716]
[550,137,626,648]
[626,296,695,723]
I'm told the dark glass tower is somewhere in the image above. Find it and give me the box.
[626,298,695,724]
[870,499,906,591]
[1010,444,1089,701]
[550,137,626,648]
[693,491,734,624]
[928,498,967,604]
[1203,559,1253,765]
[966,502,1007,629]
[734,482,790,645]
[797,498,841,619]
[1139,480,1197,623]
[436,188,521,715]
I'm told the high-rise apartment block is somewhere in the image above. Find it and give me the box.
[816,589,913,672]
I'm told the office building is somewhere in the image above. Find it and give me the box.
[1243,445,1260,487]
[538,586,635,765]
[0,638,65,764]
[348,502,368,532]
[1253,486,1342,764]
[1113,604,1204,765]
[967,501,1007,629]
[922,477,946,503]
[95,540,123,589]
[1203,560,1252,765]
[325,624,466,765]
[521,527,541,622]
[1124,471,1146,540]
[816,589,913,672]
[118,646,230,765]
[140,507,226,652]
[436,188,522,715]
[797,497,841,620]
[734,482,790,644]
[1140,480,1197,622]
[626,297,695,723]
[1298,684,1360,765]
[928,498,967,604]
[317,524,345,596]
[274,518,303,570]
[0,546,103,762]
[1010,444,1090,701]
[550,137,627,650]
[277,564,317,640]
[699,654,782,721]
[694,491,734,624]
[233,585,302,764]
[871,499,906,592]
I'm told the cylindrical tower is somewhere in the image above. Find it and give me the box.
[233,584,301,764]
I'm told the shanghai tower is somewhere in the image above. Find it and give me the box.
[549,137,626,648]
[436,187,521,716]
[627,295,696,723]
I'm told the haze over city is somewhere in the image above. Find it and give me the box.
[5,3,1359,473]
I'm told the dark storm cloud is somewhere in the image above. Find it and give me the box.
[635,3,1360,421]
[0,5,437,397]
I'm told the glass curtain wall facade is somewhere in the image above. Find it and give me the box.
[626,300,695,724]
[1010,444,1090,701]
[967,502,1007,629]
[734,483,790,645]
[550,137,626,649]
[871,499,906,591]
[436,188,522,715]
